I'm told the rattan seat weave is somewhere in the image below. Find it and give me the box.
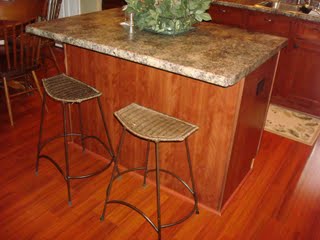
[114,103,198,142]
[42,73,101,103]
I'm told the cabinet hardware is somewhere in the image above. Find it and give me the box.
[220,9,227,13]
[293,43,299,48]
[250,158,255,169]
[311,28,320,33]
[264,18,272,22]
[256,78,265,96]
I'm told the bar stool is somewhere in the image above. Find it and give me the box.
[100,103,199,240]
[36,73,114,206]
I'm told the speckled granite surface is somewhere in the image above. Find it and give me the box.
[27,8,286,87]
[212,0,320,23]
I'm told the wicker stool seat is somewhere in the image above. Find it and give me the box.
[114,103,198,142]
[101,103,199,240]
[36,74,114,206]
[43,74,101,103]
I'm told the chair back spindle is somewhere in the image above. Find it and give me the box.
[39,0,63,74]
[1,18,40,75]
[42,0,62,21]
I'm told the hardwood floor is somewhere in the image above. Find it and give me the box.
[1,49,320,239]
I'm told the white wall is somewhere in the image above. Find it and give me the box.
[80,0,102,14]
[60,0,81,17]
[59,0,101,17]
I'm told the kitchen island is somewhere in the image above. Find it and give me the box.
[27,8,286,212]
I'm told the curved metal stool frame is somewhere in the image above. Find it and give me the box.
[100,126,199,240]
[36,92,115,206]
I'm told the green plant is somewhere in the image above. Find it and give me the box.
[124,0,212,34]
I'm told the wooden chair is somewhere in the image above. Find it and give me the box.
[0,18,44,126]
[41,0,62,21]
[39,0,63,74]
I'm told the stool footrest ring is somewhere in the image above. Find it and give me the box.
[145,168,195,194]
[37,154,113,180]
[104,166,198,231]
[104,199,197,231]
[39,133,113,158]
[105,200,158,231]
[68,161,113,179]
[37,132,114,180]
[115,167,196,196]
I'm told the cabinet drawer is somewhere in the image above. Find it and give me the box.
[295,20,320,41]
[247,11,291,37]
[209,5,247,28]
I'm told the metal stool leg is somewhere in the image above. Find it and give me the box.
[36,92,47,175]
[77,103,86,152]
[62,103,72,206]
[100,127,127,221]
[155,142,162,240]
[143,141,151,187]
[185,138,199,214]
[97,97,115,159]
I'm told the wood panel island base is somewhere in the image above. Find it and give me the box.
[65,45,278,212]
[27,8,286,213]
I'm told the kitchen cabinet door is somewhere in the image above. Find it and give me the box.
[271,42,292,100]
[247,11,292,37]
[208,5,247,28]
[284,39,320,115]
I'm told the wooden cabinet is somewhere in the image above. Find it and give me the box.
[270,43,292,99]
[273,20,320,115]
[210,4,320,116]
[289,40,320,109]
[247,11,292,37]
[209,5,247,28]
[222,55,277,208]
[295,20,320,41]
[102,0,125,9]
[285,21,320,115]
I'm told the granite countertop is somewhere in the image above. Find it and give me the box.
[27,8,286,87]
[212,0,320,23]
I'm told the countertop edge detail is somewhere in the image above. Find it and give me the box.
[28,26,234,87]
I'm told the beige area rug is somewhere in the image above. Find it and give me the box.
[265,104,320,146]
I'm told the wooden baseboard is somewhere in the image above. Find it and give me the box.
[271,95,320,117]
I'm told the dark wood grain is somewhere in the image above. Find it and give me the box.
[208,5,248,28]
[246,11,292,37]
[0,0,47,21]
[221,54,278,208]
[102,0,125,9]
